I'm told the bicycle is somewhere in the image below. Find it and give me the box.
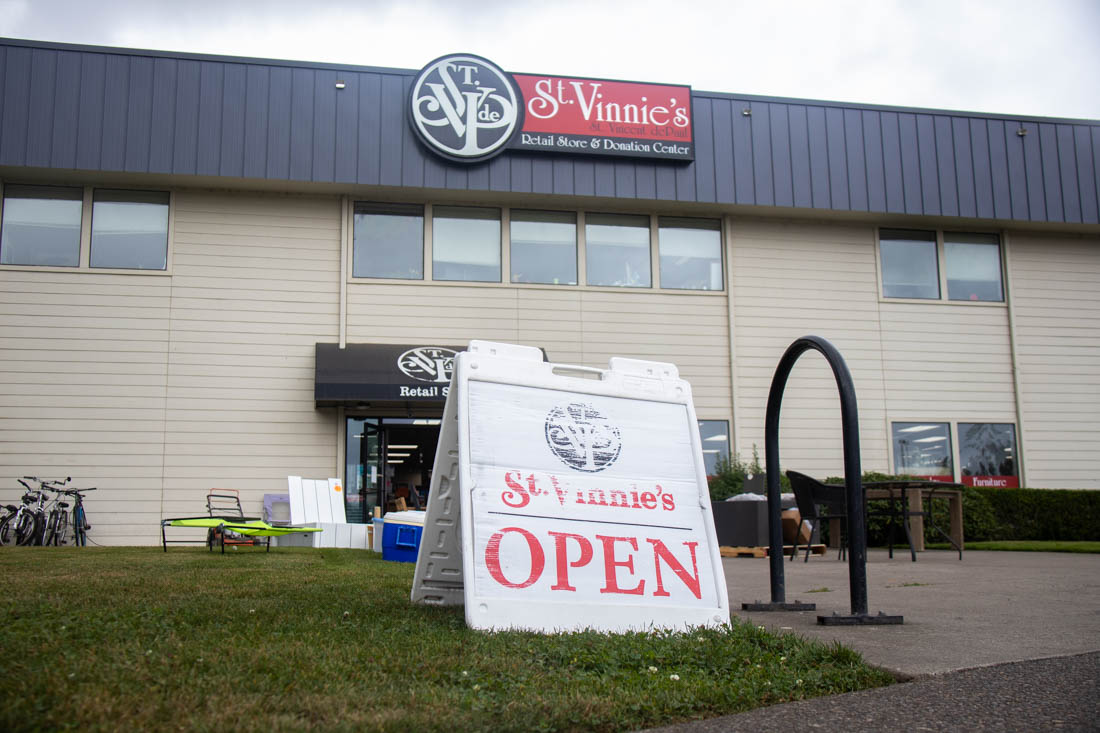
[55,486,94,547]
[11,477,70,546]
[0,500,20,546]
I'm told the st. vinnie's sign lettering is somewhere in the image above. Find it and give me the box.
[408,53,694,164]
[411,340,728,633]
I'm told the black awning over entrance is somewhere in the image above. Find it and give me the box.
[315,343,462,407]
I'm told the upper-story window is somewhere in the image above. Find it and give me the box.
[0,184,83,267]
[432,206,501,283]
[585,213,651,288]
[658,217,723,290]
[944,233,1003,302]
[510,210,577,285]
[879,228,1003,302]
[353,202,424,279]
[90,189,170,270]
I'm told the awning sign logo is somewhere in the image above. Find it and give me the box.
[544,403,622,472]
[409,54,521,162]
[398,347,458,383]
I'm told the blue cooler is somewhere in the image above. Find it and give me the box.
[381,510,426,563]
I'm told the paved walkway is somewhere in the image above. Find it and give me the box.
[643,549,1100,732]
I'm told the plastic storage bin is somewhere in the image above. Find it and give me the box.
[381,511,426,563]
[372,517,384,552]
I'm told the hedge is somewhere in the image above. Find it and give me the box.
[823,474,1100,544]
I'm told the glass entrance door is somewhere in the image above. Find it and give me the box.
[346,418,383,522]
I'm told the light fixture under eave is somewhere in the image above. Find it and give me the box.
[335,80,346,89]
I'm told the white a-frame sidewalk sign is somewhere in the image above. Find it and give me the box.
[411,340,729,632]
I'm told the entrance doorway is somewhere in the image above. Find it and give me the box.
[344,417,441,521]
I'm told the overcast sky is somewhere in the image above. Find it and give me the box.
[2,0,1098,120]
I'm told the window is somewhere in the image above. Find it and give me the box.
[880,228,1004,302]
[510,210,577,285]
[353,203,424,279]
[432,206,500,282]
[90,189,169,270]
[0,184,83,267]
[697,420,730,476]
[958,423,1018,487]
[880,229,939,299]
[945,233,1003,302]
[891,422,953,479]
[585,213,650,287]
[659,217,722,290]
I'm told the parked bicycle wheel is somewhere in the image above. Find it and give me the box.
[72,506,87,547]
[0,514,14,546]
[52,509,70,546]
[15,512,38,546]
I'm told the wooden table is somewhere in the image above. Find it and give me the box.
[864,481,964,553]
[821,481,964,556]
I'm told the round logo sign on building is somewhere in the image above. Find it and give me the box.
[409,53,522,162]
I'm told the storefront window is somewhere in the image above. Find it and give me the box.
[90,189,169,270]
[0,184,83,267]
[945,233,1003,302]
[697,420,730,476]
[958,423,1017,487]
[432,206,501,282]
[892,422,953,479]
[659,217,722,290]
[585,213,651,288]
[510,209,577,285]
[353,202,424,279]
[880,229,939,299]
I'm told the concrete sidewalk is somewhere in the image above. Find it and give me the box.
[643,549,1100,732]
[725,548,1100,677]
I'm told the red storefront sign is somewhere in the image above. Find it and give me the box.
[510,74,694,161]
[961,475,1020,488]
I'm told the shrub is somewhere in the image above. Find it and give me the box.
[707,447,790,502]
[821,474,1100,545]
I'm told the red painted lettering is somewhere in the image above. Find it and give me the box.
[548,531,593,591]
[661,493,675,511]
[485,527,545,588]
[640,492,657,509]
[648,539,702,599]
[502,471,530,509]
[596,535,645,595]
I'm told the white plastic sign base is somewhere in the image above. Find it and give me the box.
[411,340,729,633]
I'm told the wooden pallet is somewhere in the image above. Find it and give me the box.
[719,544,827,558]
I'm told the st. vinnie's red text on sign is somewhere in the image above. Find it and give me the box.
[510,74,694,161]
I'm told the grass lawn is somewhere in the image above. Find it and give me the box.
[0,547,892,732]
[925,540,1100,553]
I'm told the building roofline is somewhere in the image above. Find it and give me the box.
[2,36,1096,127]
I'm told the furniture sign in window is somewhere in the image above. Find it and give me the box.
[432,206,501,282]
[958,423,1018,488]
[891,422,954,481]
[90,189,169,270]
[659,217,723,290]
[353,202,424,279]
[0,184,83,267]
[510,209,577,285]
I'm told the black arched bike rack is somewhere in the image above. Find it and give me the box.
[741,335,902,625]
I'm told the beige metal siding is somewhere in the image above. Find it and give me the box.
[0,272,171,541]
[1008,231,1100,488]
[346,284,732,414]
[730,220,889,479]
[162,192,341,533]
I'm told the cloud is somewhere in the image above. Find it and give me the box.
[1,0,1097,118]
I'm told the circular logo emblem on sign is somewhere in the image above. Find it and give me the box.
[398,347,458,383]
[545,403,622,473]
[409,53,522,163]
